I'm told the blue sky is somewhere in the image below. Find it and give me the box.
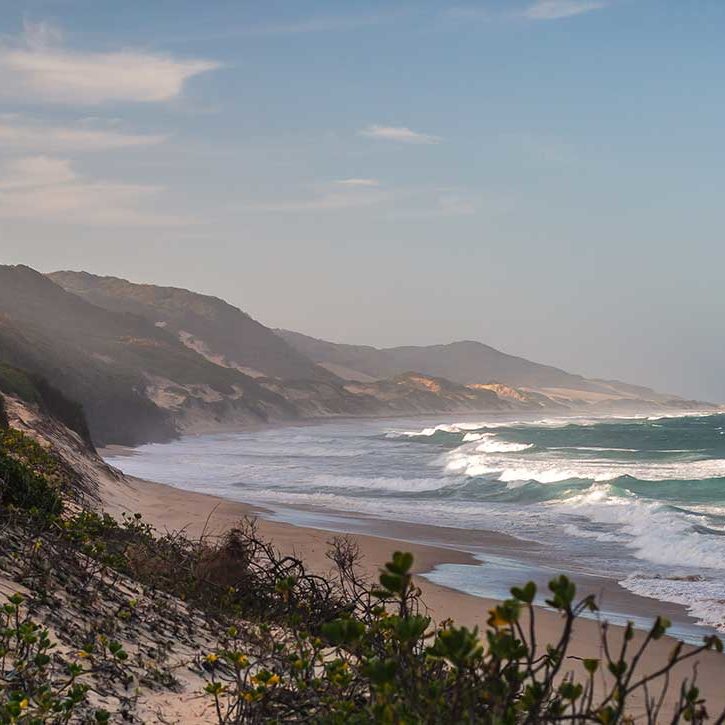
[0,1,723,400]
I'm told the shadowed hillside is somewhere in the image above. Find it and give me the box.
[0,266,296,445]
[49,271,337,383]
[0,265,708,447]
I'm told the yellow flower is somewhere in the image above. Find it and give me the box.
[487,608,510,629]
[19,698,29,710]
[234,653,250,668]
[77,651,90,659]
[243,692,255,703]
[205,653,219,664]
[268,674,281,686]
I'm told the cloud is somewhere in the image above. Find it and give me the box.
[359,125,441,145]
[0,22,219,104]
[522,1,607,20]
[0,117,166,152]
[0,156,77,189]
[0,155,184,226]
[335,178,380,187]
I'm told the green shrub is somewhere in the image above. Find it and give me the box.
[0,448,62,517]
[0,592,109,723]
[2,485,722,724]
[200,551,724,724]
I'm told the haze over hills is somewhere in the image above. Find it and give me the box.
[276,331,595,390]
[275,330,689,408]
[0,266,297,445]
[0,265,713,447]
[49,271,336,383]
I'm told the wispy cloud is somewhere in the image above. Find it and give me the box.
[522,1,608,20]
[0,156,77,189]
[359,125,441,145]
[0,117,166,152]
[335,178,380,187]
[0,155,184,226]
[0,22,219,104]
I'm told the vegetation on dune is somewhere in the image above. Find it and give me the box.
[1,426,724,723]
[0,429,65,516]
[0,365,92,447]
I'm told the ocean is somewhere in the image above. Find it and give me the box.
[105,411,725,639]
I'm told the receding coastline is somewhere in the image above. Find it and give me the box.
[97,455,725,715]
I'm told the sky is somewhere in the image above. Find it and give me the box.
[0,0,723,401]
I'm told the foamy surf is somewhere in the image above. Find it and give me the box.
[621,574,725,633]
[106,411,725,634]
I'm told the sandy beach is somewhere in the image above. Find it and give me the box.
[97,467,725,718]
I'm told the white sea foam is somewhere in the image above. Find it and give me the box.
[562,523,623,543]
[621,574,725,632]
[475,434,533,454]
[462,432,485,442]
[444,446,725,484]
[646,411,722,421]
[108,412,725,637]
[307,473,454,493]
[560,484,725,570]
[557,446,640,452]
[388,421,499,438]
[233,487,550,538]
[387,415,619,439]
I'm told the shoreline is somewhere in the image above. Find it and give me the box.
[99,426,717,643]
[99,421,721,641]
[96,466,725,715]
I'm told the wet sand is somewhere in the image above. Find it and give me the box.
[97,469,725,718]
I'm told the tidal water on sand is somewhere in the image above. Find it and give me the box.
[105,412,725,637]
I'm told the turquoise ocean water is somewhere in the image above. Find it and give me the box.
[106,412,725,636]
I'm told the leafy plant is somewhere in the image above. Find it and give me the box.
[199,550,724,724]
[0,592,108,724]
[1,444,722,724]
[0,448,62,517]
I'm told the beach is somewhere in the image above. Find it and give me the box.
[103,413,725,637]
[98,464,725,718]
